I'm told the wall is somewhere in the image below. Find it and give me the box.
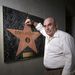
[0,0,65,75]
[0,0,65,30]
[71,17,75,74]
[72,17,75,39]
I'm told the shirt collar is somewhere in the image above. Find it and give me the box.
[53,30,59,38]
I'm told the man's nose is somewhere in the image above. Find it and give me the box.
[45,26,49,30]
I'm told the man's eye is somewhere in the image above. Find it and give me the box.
[44,25,46,27]
[49,23,52,26]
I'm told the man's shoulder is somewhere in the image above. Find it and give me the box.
[57,30,73,39]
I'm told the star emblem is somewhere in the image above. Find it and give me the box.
[7,25,40,56]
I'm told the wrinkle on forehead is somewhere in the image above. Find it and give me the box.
[44,18,53,24]
[44,17,56,26]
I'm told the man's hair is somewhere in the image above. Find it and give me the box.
[45,16,56,24]
[44,16,58,29]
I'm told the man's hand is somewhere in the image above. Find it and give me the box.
[24,18,38,27]
[24,18,32,26]
[33,21,38,27]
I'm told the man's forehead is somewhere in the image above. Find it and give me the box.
[44,18,54,24]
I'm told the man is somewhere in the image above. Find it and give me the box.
[25,17,74,75]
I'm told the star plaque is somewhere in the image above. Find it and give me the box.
[3,6,44,63]
[7,25,41,56]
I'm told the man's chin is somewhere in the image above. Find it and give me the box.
[47,33,51,36]
[47,32,54,36]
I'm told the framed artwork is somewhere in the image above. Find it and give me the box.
[3,6,45,63]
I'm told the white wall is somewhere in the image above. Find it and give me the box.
[0,0,65,75]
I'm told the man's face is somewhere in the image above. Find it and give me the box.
[44,18,56,37]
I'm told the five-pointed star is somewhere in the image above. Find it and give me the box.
[7,25,40,56]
